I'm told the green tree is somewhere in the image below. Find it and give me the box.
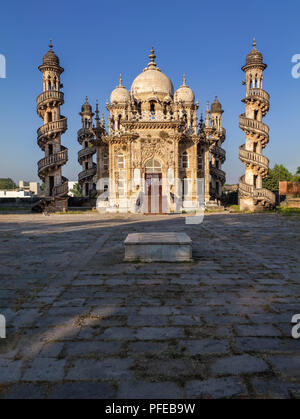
[263,164,292,192]
[70,183,83,197]
[291,166,300,183]
[0,178,17,190]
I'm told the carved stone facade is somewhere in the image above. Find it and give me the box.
[239,40,276,211]
[92,49,226,213]
[35,42,68,212]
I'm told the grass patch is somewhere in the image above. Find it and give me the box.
[277,207,300,216]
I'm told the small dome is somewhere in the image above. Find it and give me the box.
[110,75,130,104]
[245,39,266,68]
[211,96,223,113]
[131,48,174,100]
[43,41,60,67]
[174,76,195,103]
[81,97,92,113]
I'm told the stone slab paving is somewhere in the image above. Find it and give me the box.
[0,212,299,399]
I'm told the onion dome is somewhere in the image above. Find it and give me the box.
[131,48,174,100]
[211,96,223,113]
[174,75,195,103]
[42,41,60,66]
[243,39,267,70]
[81,97,93,114]
[110,75,130,104]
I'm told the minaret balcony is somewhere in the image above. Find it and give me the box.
[38,149,68,175]
[53,177,69,197]
[239,115,269,138]
[209,164,226,183]
[78,146,96,163]
[211,145,226,163]
[78,164,97,182]
[239,145,269,170]
[247,88,269,103]
[37,90,64,108]
[77,127,94,144]
[37,118,67,142]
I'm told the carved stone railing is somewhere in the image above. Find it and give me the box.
[37,90,64,107]
[239,176,253,195]
[239,145,269,170]
[211,145,226,162]
[37,118,67,141]
[210,163,226,183]
[254,188,275,203]
[78,146,96,161]
[77,127,93,140]
[247,88,270,103]
[239,176,275,204]
[239,115,269,137]
[38,149,68,173]
[78,164,97,182]
[53,179,69,197]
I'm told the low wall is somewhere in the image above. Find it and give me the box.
[0,197,39,208]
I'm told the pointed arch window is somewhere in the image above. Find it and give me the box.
[181,151,189,169]
[117,153,125,169]
[103,153,109,171]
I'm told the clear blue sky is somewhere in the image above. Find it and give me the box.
[0,0,299,184]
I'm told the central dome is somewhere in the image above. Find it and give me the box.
[131,49,174,100]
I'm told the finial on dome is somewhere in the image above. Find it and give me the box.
[148,47,157,69]
[95,101,100,127]
[119,74,123,87]
[85,96,88,103]
[49,40,53,50]
[183,74,186,86]
[253,37,256,48]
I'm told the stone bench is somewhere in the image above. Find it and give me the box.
[124,232,192,262]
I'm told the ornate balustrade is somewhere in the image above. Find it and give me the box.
[37,90,64,107]
[37,118,67,141]
[239,145,269,169]
[239,115,269,136]
[38,149,68,172]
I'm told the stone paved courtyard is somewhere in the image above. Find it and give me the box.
[0,212,299,399]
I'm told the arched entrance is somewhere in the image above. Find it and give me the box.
[145,158,162,214]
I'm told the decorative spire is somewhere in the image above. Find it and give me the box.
[118,74,123,87]
[253,37,256,48]
[95,101,100,127]
[101,113,105,129]
[49,39,53,50]
[182,74,186,86]
[148,47,157,69]
[205,101,210,127]
[85,96,88,103]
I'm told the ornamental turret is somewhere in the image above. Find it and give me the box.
[35,41,68,212]
[77,97,97,197]
[239,39,275,211]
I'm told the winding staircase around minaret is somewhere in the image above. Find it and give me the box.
[77,97,97,197]
[35,42,68,212]
[239,40,275,211]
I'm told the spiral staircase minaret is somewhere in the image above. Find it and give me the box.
[34,41,69,212]
[239,39,275,211]
[77,97,97,197]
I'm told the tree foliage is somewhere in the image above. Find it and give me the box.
[0,178,17,190]
[70,183,83,197]
[263,164,297,192]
